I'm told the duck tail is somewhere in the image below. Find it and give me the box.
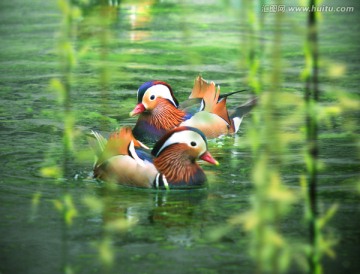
[218,89,248,100]
[230,97,257,133]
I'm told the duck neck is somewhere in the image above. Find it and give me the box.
[153,144,205,186]
[149,98,185,130]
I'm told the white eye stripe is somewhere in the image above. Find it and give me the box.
[155,130,207,157]
[144,85,177,107]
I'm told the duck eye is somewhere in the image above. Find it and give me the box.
[190,141,197,147]
[150,95,155,100]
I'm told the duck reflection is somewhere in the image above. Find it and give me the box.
[96,186,208,246]
[149,190,208,246]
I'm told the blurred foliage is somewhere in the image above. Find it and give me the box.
[31,0,360,273]
[47,1,135,271]
[54,193,78,226]
[241,1,301,272]
[220,0,359,273]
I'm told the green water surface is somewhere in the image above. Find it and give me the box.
[0,0,359,273]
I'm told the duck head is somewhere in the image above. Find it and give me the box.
[152,126,218,187]
[129,81,179,116]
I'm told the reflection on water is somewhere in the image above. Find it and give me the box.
[0,0,359,273]
[98,188,209,246]
[126,1,154,42]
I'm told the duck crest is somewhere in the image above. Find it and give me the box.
[189,76,233,130]
[153,144,206,186]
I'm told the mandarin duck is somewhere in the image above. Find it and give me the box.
[129,76,256,143]
[90,126,218,189]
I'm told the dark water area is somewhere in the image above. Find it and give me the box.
[0,0,359,273]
